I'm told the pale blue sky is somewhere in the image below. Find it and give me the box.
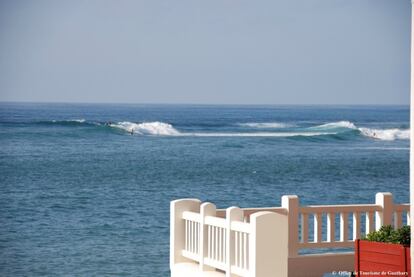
[0,0,411,105]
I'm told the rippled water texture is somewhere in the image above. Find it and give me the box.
[0,103,409,276]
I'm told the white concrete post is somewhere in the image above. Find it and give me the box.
[170,199,201,269]
[200,202,216,272]
[282,195,299,257]
[375,192,393,230]
[249,211,288,277]
[226,206,244,277]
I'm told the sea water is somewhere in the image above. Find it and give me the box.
[0,103,409,276]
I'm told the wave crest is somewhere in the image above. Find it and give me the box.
[110,121,180,136]
[40,119,410,141]
[312,121,357,130]
[359,128,410,141]
[51,119,86,123]
[309,121,409,141]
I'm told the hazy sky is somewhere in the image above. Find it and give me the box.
[0,0,411,105]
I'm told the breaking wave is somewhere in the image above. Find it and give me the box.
[110,121,180,135]
[310,121,409,141]
[109,121,332,137]
[311,121,357,130]
[108,121,340,137]
[358,128,410,141]
[23,119,410,141]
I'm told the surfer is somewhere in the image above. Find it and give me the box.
[130,129,134,135]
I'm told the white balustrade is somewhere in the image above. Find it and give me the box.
[170,193,409,277]
[182,211,201,260]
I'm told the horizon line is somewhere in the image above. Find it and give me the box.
[0,100,409,107]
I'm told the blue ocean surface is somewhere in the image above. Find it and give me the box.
[0,103,409,276]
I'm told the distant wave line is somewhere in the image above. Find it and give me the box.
[18,119,410,141]
[183,132,336,137]
[109,121,334,137]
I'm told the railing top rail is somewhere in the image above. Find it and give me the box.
[216,207,286,212]
[299,204,380,214]
[240,207,287,215]
[231,220,251,233]
[182,211,201,222]
[205,215,226,228]
[394,203,410,211]
[216,207,287,218]
[183,202,407,221]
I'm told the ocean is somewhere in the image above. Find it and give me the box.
[0,103,410,276]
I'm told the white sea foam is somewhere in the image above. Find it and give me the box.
[72,119,86,123]
[109,121,334,137]
[51,119,86,123]
[312,121,357,130]
[188,132,336,137]
[237,122,294,128]
[109,120,409,140]
[311,121,409,141]
[110,121,180,135]
[358,128,410,141]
